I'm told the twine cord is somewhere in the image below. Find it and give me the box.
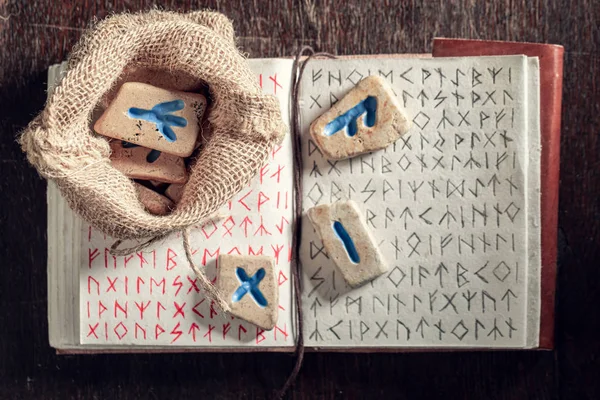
[109,216,231,313]
[274,46,337,400]
[109,234,168,256]
[182,228,231,313]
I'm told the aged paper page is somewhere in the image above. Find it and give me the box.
[299,56,534,347]
[79,59,296,347]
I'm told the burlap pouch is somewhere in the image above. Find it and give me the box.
[20,10,286,241]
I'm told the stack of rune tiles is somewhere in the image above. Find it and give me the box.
[94,82,207,215]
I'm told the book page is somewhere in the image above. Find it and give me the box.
[299,56,535,347]
[525,57,541,347]
[79,58,296,347]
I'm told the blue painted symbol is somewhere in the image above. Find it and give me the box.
[121,141,161,163]
[323,96,377,137]
[333,221,360,264]
[232,267,267,308]
[127,100,187,143]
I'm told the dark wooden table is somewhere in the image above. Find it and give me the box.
[1,1,598,399]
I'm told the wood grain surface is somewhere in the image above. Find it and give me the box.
[0,0,598,399]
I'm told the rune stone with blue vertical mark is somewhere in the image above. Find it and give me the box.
[307,200,388,288]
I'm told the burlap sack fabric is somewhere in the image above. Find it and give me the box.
[20,10,286,240]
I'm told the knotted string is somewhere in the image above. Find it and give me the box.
[274,46,337,400]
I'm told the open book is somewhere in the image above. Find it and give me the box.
[48,52,548,352]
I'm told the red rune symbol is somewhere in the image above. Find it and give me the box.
[88,226,92,242]
[114,322,128,340]
[271,144,282,160]
[275,216,289,234]
[188,323,200,342]
[221,216,235,237]
[114,300,128,318]
[136,251,147,268]
[88,248,99,269]
[278,270,288,286]
[254,216,272,237]
[98,301,107,318]
[187,276,200,294]
[86,301,90,318]
[170,322,183,343]
[124,276,129,295]
[204,324,215,342]
[259,164,269,184]
[124,254,134,268]
[135,300,150,319]
[227,200,232,210]
[136,277,145,294]
[87,323,99,339]
[278,305,286,311]
[223,322,231,339]
[166,248,178,271]
[259,73,263,88]
[257,191,270,212]
[210,300,218,319]
[240,216,253,238]
[248,245,264,256]
[88,276,100,295]
[227,246,241,255]
[104,322,108,340]
[192,300,205,318]
[106,277,118,293]
[135,323,147,340]
[104,248,117,269]
[274,324,289,341]
[256,327,266,344]
[238,324,247,340]
[202,248,220,266]
[276,191,289,209]
[172,275,183,296]
[201,221,218,239]
[269,74,282,94]
[238,190,252,211]
[150,277,166,295]
[156,301,166,319]
[155,324,165,340]
[270,164,285,183]
[173,301,186,318]
[271,244,284,264]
